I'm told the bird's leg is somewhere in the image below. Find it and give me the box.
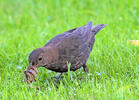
[55,72,63,83]
[83,64,89,74]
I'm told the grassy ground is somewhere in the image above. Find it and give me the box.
[0,0,139,99]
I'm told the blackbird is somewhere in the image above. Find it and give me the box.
[24,21,107,83]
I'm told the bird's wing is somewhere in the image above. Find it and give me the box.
[50,22,93,60]
[45,21,92,47]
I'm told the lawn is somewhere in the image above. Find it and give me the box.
[0,0,139,100]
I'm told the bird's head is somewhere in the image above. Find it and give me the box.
[28,48,48,68]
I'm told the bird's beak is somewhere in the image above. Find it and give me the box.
[27,64,38,74]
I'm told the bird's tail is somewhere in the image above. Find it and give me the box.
[91,24,107,35]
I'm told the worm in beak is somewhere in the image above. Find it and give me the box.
[24,65,38,83]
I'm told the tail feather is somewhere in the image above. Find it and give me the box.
[91,24,107,35]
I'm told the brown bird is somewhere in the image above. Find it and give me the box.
[24,21,107,83]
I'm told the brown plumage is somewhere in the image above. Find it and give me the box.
[24,21,107,83]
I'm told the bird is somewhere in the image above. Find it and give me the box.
[24,21,107,83]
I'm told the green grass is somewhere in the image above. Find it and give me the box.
[0,0,139,99]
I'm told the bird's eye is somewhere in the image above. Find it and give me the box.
[38,57,42,61]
